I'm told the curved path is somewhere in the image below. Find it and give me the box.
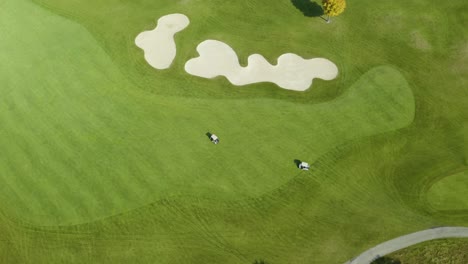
[343,226,468,264]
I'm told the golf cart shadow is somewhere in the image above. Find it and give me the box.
[294,159,310,170]
[294,159,302,167]
[206,132,219,144]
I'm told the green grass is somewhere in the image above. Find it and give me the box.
[426,170,468,211]
[0,0,466,263]
[372,238,468,264]
[0,0,415,225]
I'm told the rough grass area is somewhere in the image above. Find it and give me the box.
[0,0,466,263]
[372,238,468,264]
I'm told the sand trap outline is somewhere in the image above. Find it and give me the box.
[135,14,189,69]
[185,40,338,91]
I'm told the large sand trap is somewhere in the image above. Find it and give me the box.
[185,40,338,91]
[135,14,189,69]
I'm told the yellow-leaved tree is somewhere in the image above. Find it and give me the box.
[322,0,346,23]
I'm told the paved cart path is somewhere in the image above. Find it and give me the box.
[343,226,468,264]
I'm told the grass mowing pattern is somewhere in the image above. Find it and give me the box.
[0,0,465,263]
[0,0,414,225]
[426,170,468,211]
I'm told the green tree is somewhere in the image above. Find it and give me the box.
[322,0,346,23]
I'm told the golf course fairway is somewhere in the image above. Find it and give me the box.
[0,0,466,263]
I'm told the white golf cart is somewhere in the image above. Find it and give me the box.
[298,161,310,170]
[210,134,219,144]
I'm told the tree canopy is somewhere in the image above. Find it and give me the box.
[322,0,346,17]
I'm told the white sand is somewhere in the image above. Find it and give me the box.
[185,40,338,91]
[135,14,189,69]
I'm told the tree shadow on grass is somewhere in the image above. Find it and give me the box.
[291,0,324,17]
[370,256,401,264]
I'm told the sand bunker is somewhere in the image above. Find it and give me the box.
[185,40,338,91]
[135,14,189,69]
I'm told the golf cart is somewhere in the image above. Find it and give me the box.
[298,161,310,170]
[210,134,219,144]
